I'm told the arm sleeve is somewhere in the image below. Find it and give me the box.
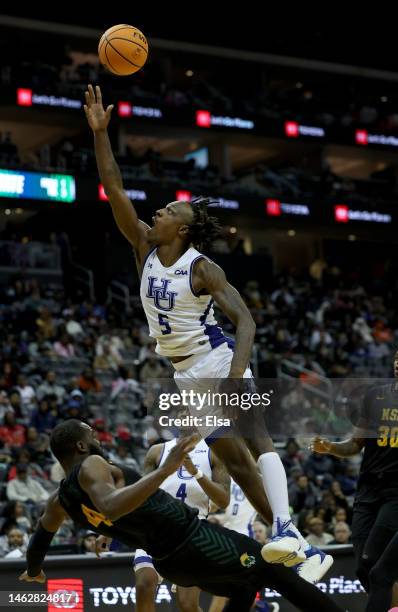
[26,522,55,577]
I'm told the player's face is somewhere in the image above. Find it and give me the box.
[148,201,193,244]
[81,423,104,457]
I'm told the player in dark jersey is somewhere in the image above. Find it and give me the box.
[311,355,398,606]
[19,419,344,612]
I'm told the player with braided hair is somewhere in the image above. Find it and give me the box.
[84,84,333,583]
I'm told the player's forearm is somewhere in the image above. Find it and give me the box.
[26,523,55,577]
[197,476,229,509]
[328,439,362,457]
[102,467,172,521]
[229,318,256,376]
[94,129,123,191]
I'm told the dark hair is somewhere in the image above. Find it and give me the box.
[187,196,221,250]
[50,419,86,462]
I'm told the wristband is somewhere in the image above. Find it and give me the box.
[193,469,204,480]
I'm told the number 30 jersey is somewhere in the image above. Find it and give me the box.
[158,438,213,519]
[140,246,228,357]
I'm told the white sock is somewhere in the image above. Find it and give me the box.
[257,452,291,534]
[257,452,310,550]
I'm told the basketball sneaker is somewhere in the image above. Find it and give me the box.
[261,519,306,565]
[294,546,334,584]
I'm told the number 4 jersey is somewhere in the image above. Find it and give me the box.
[158,438,213,519]
[140,246,231,357]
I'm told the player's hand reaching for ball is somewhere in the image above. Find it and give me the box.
[310,436,333,454]
[18,570,46,583]
[162,434,200,475]
[84,85,114,132]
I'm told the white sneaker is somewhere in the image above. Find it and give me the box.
[269,604,280,612]
[261,519,306,565]
[294,546,334,583]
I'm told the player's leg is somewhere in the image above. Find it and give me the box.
[208,436,273,524]
[353,499,398,591]
[133,549,159,612]
[366,530,398,612]
[175,586,203,612]
[263,563,344,612]
[208,595,228,612]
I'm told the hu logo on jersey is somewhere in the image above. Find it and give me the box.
[146,276,178,311]
[240,552,256,568]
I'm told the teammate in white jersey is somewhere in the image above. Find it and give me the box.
[85,84,333,583]
[134,437,230,612]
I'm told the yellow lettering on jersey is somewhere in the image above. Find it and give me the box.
[382,409,391,421]
[81,504,113,527]
[377,425,389,447]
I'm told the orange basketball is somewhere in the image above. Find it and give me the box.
[98,24,148,76]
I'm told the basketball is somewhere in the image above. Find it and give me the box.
[98,24,148,76]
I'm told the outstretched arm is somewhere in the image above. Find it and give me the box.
[79,435,198,522]
[84,84,150,265]
[311,430,365,458]
[193,259,255,376]
[19,491,67,582]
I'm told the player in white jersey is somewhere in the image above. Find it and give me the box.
[133,437,230,612]
[85,84,333,583]
[221,481,257,536]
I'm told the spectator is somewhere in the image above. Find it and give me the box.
[108,444,139,470]
[15,375,35,408]
[78,367,102,393]
[8,390,23,418]
[306,517,334,547]
[53,333,75,359]
[329,521,351,545]
[252,521,268,544]
[0,526,27,558]
[0,391,11,421]
[6,464,49,504]
[289,474,319,513]
[93,418,113,447]
[139,356,166,381]
[79,530,97,554]
[303,452,335,481]
[282,439,303,472]
[62,390,89,421]
[65,310,83,338]
[110,366,141,401]
[24,426,51,464]
[36,371,66,403]
[36,307,55,339]
[30,398,57,434]
[1,501,31,533]
[0,411,25,448]
[329,480,350,511]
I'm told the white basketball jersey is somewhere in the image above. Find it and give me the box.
[140,247,231,357]
[221,481,256,536]
[158,438,212,519]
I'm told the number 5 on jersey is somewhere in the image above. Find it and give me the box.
[158,314,172,335]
